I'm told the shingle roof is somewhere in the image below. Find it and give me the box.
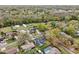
[44,46,61,54]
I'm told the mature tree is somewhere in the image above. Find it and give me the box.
[65,24,76,36]
[51,21,57,28]
[70,15,78,20]
[37,24,48,32]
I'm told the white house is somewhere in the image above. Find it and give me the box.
[23,24,27,27]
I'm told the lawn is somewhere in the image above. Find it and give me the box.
[25,48,39,54]
[0,27,13,33]
[6,39,16,44]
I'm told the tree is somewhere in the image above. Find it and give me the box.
[51,28,61,37]
[64,16,71,22]
[17,32,31,45]
[64,20,79,36]
[65,24,76,36]
[70,15,78,20]
[60,16,65,21]
[0,31,6,36]
[51,21,57,28]
[37,24,48,32]
[17,33,26,45]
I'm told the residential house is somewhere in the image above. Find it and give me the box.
[4,47,19,54]
[60,32,73,40]
[14,25,20,28]
[75,31,79,36]
[21,40,35,51]
[23,24,27,27]
[0,36,4,43]
[34,37,46,46]
[43,46,61,54]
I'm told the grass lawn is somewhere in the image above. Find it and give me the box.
[25,48,39,54]
[0,27,13,33]
[6,39,15,44]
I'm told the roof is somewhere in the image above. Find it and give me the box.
[21,42,35,50]
[20,30,26,33]
[4,47,18,54]
[23,24,27,27]
[34,37,46,46]
[60,32,72,39]
[0,37,4,42]
[76,31,79,34]
[0,42,7,48]
[6,32,17,36]
[44,46,61,54]
[30,28,36,33]
[14,25,20,28]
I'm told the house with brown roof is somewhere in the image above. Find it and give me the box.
[4,47,19,54]
[21,40,35,51]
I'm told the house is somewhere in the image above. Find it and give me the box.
[60,32,73,39]
[23,24,27,27]
[34,37,46,46]
[4,47,19,54]
[19,30,26,33]
[12,25,20,29]
[0,41,7,52]
[36,29,42,35]
[6,32,17,36]
[0,40,18,54]
[14,25,20,28]
[21,40,35,51]
[0,41,7,49]
[43,46,61,54]
[30,28,36,34]
[0,37,4,43]
[76,31,79,34]
[75,31,79,36]
[60,32,74,45]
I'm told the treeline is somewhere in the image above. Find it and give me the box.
[0,15,79,28]
[0,17,55,28]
